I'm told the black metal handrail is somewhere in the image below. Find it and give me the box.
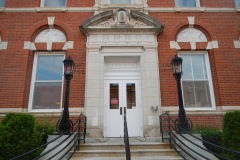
[11,113,87,160]
[159,112,240,160]
[124,107,131,160]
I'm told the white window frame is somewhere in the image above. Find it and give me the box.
[175,0,201,7]
[179,51,216,110]
[108,0,134,4]
[40,0,67,7]
[28,53,65,112]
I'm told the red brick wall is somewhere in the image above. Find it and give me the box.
[148,0,236,7]
[149,11,240,107]
[5,0,94,8]
[0,1,239,112]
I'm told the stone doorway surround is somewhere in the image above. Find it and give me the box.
[80,8,164,138]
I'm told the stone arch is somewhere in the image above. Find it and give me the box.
[26,19,73,42]
[176,27,208,42]
[34,28,67,43]
[170,20,217,42]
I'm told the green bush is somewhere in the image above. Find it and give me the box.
[194,125,223,156]
[35,117,56,145]
[0,113,55,160]
[222,111,240,160]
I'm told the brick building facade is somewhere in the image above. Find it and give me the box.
[0,0,239,138]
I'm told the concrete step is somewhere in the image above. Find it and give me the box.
[70,138,183,160]
[71,156,183,160]
[73,149,179,157]
[79,142,170,150]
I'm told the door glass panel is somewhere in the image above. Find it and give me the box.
[126,83,136,109]
[110,83,119,109]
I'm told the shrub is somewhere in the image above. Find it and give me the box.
[0,113,43,160]
[197,125,223,156]
[222,111,240,160]
[35,116,56,145]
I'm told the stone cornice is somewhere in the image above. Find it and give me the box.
[0,7,239,13]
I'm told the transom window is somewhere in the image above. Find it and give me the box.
[29,54,64,111]
[177,28,207,42]
[235,0,240,7]
[180,53,215,109]
[109,0,133,4]
[175,0,200,7]
[35,29,66,42]
[41,0,66,7]
[0,0,4,7]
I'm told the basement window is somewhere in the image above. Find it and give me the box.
[41,0,66,7]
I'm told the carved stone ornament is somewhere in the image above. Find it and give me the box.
[93,8,149,27]
[80,9,164,35]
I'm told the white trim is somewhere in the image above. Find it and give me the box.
[190,41,196,50]
[221,106,240,110]
[206,41,219,49]
[62,41,74,50]
[234,40,240,48]
[211,41,219,48]
[0,41,8,50]
[0,7,238,13]
[0,108,28,113]
[170,41,181,50]
[48,16,55,28]
[24,41,36,50]
[47,41,52,51]
[28,53,65,113]
[178,51,216,111]
[188,16,195,26]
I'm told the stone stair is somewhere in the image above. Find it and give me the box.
[70,138,183,160]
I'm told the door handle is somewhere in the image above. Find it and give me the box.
[124,107,126,115]
[120,107,122,115]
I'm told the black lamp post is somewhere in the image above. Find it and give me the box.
[58,56,75,134]
[171,55,192,132]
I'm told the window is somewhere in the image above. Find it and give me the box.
[41,0,66,7]
[35,29,66,42]
[109,0,132,4]
[235,0,240,7]
[177,28,207,42]
[0,0,4,7]
[175,0,200,7]
[180,53,215,109]
[29,54,64,111]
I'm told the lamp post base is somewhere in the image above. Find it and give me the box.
[175,117,192,133]
[56,119,73,135]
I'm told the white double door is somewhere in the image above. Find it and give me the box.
[104,80,143,137]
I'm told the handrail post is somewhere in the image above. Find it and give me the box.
[124,109,131,160]
[167,113,172,149]
[77,115,81,151]
[159,115,163,142]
